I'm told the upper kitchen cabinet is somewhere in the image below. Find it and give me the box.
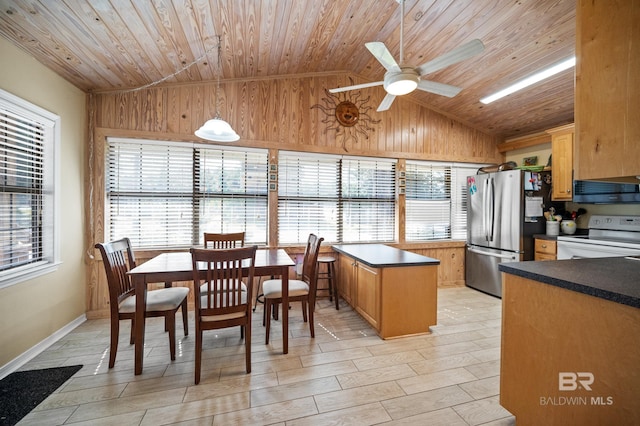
[575,0,640,183]
[547,124,574,201]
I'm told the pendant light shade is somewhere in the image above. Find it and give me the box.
[195,117,240,142]
[195,36,240,142]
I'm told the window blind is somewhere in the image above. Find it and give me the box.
[0,109,46,272]
[197,148,268,245]
[278,152,340,244]
[341,157,396,243]
[405,161,452,240]
[451,164,484,240]
[278,152,396,244]
[106,139,268,248]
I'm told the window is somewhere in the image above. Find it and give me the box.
[405,161,451,240]
[0,89,60,288]
[278,151,396,244]
[106,138,268,248]
[405,161,486,241]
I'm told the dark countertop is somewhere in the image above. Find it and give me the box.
[332,244,440,268]
[499,257,640,309]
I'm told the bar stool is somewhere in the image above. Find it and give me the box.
[316,256,339,310]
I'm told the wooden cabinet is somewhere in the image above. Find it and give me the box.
[575,1,640,182]
[334,244,439,339]
[355,262,380,329]
[547,124,574,201]
[336,253,356,305]
[534,238,556,261]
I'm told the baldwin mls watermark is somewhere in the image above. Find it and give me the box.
[539,372,614,406]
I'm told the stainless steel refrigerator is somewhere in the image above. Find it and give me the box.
[465,169,546,297]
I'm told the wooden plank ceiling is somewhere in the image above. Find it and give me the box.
[0,0,576,139]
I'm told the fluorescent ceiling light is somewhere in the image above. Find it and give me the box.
[480,57,576,104]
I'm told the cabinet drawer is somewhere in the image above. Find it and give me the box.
[535,252,557,261]
[535,239,557,255]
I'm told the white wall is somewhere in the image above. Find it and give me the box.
[0,37,87,368]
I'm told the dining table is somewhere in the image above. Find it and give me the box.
[127,248,295,375]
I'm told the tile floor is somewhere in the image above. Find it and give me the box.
[17,286,515,425]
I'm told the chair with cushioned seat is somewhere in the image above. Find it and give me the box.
[95,238,189,369]
[190,245,257,384]
[262,233,324,344]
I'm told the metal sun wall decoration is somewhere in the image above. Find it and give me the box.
[311,84,381,151]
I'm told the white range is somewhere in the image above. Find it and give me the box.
[557,214,640,259]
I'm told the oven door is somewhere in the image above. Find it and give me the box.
[557,240,640,259]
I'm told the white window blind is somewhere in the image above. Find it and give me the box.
[451,164,485,240]
[278,152,396,244]
[341,157,396,243]
[278,152,340,244]
[406,161,488,241]
[197,148,268,245]
[106,139,268,248]
[0,89,59,287]
[405,161,451,240]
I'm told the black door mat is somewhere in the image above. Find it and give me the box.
[0,364,83,426]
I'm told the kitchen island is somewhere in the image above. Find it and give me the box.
[333,244,440,339]
[498,258,640,426]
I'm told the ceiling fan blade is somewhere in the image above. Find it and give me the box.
[377,93,396,112]
[329,81,384,93]
[416,39,485,76]
[417,80,463,97]
[365,42,401,72]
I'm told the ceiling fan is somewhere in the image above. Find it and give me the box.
[329,0,485,112]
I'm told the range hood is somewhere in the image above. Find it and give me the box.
[573,180,640,204]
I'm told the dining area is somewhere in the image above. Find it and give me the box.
[94,232,324,384]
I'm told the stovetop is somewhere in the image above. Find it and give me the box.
[557,214,640,249]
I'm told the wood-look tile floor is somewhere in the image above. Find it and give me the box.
[17,287,515,425]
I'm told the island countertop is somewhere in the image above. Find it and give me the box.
[499,257,640,309]
[332,244,440,268]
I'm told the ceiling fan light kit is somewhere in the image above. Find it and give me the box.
[384,69,419,96]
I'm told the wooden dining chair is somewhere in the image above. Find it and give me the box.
[204,231,245,249]
[262,234,324,344]
[95,238,189,368]
[190,245,257,384]
[202,231,248,293]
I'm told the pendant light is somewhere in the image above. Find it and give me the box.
[195,35,240,142]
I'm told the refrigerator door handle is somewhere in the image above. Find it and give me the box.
[467,246,518,260]
[488,177,495,242]
[482,178,489,241]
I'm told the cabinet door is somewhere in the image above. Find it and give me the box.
[355,263,380,330]
[551,131,573,200]
[337,254,356,305]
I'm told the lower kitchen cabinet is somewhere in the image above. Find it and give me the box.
[355,261,380,329]
[534,238,557,261]
[334,244,440,339]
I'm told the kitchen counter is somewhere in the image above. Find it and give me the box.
[498,257,640,308]
[332,244,439,339]
[332,244,440,268]
[499,258,640,424]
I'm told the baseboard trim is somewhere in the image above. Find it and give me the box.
[0,314,87,380]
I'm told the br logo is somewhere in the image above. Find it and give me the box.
[559,372,594,391]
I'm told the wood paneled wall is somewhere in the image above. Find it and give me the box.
[86,73,499,318]
[93,73,501,161]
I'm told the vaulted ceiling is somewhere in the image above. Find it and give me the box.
[0,0,576,139]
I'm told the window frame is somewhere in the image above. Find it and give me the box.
[0,89,61,289]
